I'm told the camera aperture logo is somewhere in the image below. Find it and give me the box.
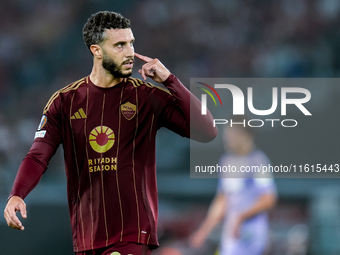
[196,82,223,114]
[197,82,312,128]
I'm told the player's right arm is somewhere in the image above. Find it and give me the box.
[4,196,27,230]
[4,93,62,230]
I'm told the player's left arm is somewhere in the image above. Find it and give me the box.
[135,53,217,143]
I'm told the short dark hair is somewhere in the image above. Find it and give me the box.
[82,11,131,53]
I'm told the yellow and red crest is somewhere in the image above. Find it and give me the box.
[121,102,136,120]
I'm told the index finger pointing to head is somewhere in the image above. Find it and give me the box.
[134,53,153,63]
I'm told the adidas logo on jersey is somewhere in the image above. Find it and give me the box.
[71,108,87,119]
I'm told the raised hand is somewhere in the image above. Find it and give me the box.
[134,53,171,83]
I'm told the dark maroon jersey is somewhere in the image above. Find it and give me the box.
[9,74,217,252]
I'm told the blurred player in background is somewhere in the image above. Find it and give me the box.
[190,119,276,255]
[4,11,217,255]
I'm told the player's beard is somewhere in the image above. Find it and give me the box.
[102,51,133,78]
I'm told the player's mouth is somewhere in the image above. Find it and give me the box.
[122,59,134,69]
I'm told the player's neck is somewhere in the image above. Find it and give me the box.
[90,66,123,88]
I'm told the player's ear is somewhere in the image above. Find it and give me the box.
[90,44,102,59]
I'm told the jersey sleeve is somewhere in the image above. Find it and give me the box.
[159,74,217,143]
[9,93,63,200]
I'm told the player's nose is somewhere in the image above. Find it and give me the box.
[126,43,134,57]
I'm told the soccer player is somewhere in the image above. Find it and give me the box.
[190,123,276,255]
[4,11,217,255]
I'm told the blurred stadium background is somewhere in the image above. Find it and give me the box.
[0,0,340,254]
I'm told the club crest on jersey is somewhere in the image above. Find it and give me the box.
[38,115,48,130]
[121,102,136,120]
